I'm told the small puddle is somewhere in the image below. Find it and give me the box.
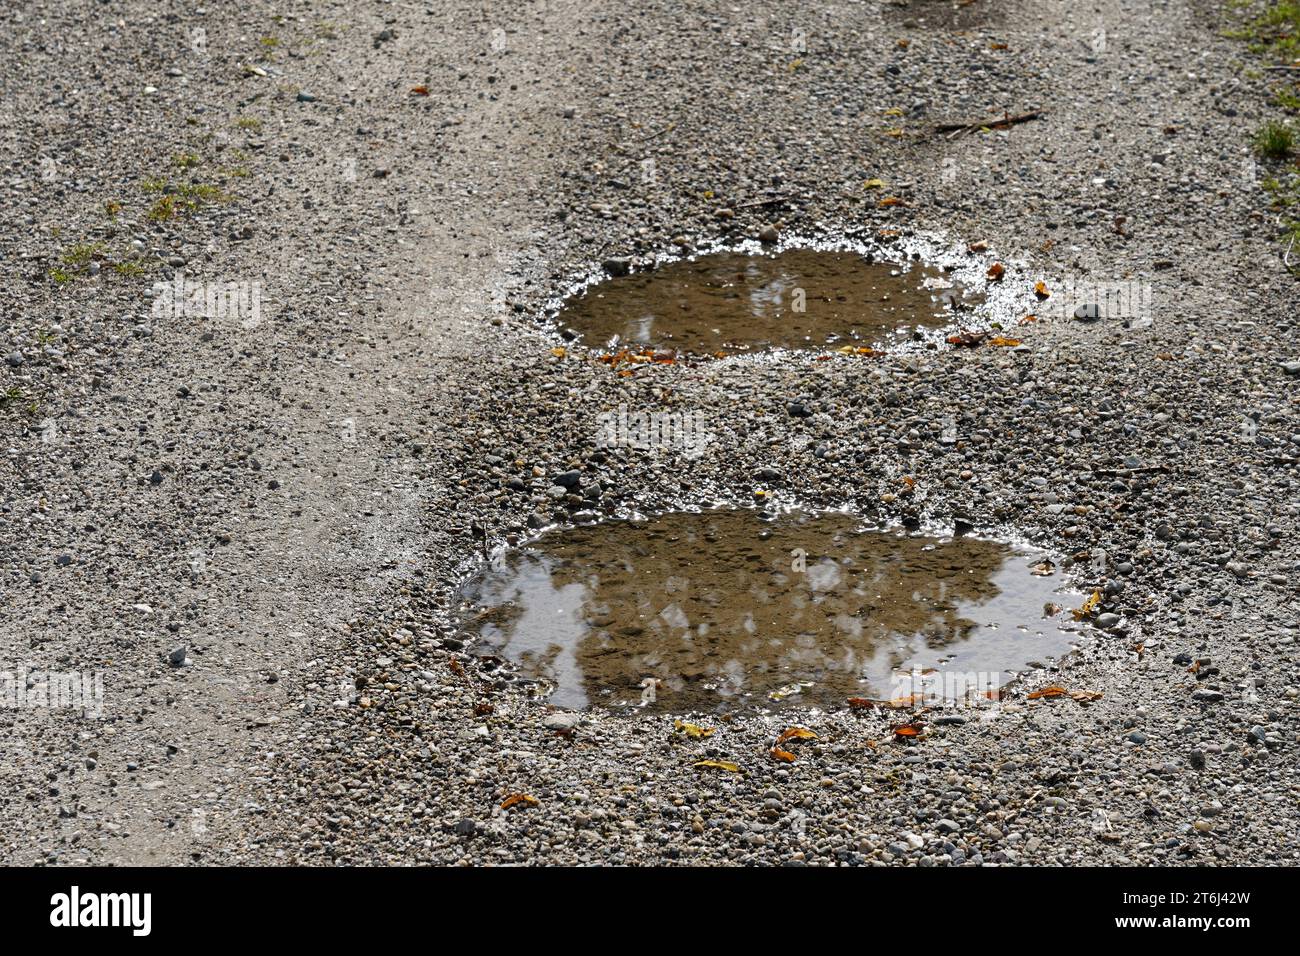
[457,509,1084,712]
[557,249,976,354]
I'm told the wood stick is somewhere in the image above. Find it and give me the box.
[936,109,1043,138]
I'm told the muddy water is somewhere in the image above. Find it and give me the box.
[558,249,973,353]
[458,510,1084,712]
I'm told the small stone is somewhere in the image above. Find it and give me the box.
[167,646,187,667]
[601,257,631,277]
[543,711,580,731]
[1074,303,1100,321]
[1095,612,1120,628]
[758,224,779,244]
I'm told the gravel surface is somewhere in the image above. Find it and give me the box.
[1,0,1297,866]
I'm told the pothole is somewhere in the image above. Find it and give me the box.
[456,508,1086,713]
[555,248,979,354]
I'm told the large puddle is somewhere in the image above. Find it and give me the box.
[557,249,974,354]
[457,510,1085,712]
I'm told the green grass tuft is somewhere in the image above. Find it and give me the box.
[1254,119,1296,158]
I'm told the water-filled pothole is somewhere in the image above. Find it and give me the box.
[557,249,977,354]
[457,509,1085,712]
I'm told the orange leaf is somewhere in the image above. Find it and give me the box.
[1027,686,1067,700]
[501,793,538,810]
[878,196,906,207]
[987,262,1005,282]
[770,747,796,763]
[893,723,923,738]
[410,85,430,96]
[550,347,566,358]
[1034,281,1051,299]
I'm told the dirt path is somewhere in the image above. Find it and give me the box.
[2,0,1297,865]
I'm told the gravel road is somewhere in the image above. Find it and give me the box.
[2,0,1297,866]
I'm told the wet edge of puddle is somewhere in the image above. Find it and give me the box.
[538,231,1037,360]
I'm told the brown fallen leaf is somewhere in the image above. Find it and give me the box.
[770,747,796,763]
[1069,690,1104,702]
[410,85,430,96]
[988,335,1021,347]
[550,346,566,358]
[777,726,819,744]
[474,702,494,716]
[878,196,906,207]
[501,793,538,810]
[1034,281,1051,299]
[893,723,924,738]
[987,262,1006,282]
[947,330,988,347]
[847,697,876,710]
